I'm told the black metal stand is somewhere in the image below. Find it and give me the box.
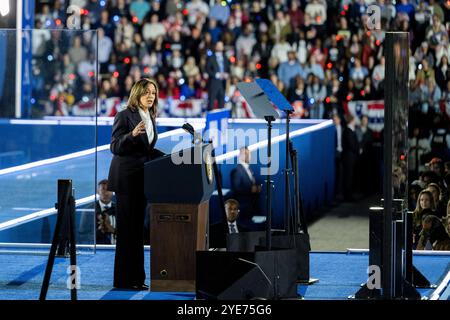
[264,139,312,283]
[198,81,306,299]
[283,110,309,237]
[263,110,312,283]
[264,116,275,250]
[353,204,431,300]
[284,111,293,234]
[56,213,70,257]
[288,140,308,235]
[40,179,77,301]
[208,140,228,247]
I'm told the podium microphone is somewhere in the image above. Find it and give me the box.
[182,123,195,135]
[182,123,202,144]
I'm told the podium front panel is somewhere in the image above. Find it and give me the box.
[150,201,208,288]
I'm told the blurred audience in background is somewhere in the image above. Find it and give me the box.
[31,0,450,250]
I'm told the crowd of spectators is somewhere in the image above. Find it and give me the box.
[32,1,449,120]
[31,0,450,249]
[408,158,450,250]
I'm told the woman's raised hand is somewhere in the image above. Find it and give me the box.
[132,121,146,137]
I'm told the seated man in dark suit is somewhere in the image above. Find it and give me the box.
[209,199,249,248]
[230,147,261,222]
[79,179,116,244]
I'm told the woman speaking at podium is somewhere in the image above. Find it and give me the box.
[108,78,164,290]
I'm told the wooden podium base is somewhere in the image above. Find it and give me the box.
[150,280,195,292]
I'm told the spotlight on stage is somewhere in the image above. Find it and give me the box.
[0,0,10,17]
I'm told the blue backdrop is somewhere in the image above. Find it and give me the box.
[0,119,335,242]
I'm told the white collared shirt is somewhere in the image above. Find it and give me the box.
[215,52,224,73]
[239,160,255,183]
[138,107,154,144]
[99,200,112,212]
[227,221,239,234]
[336,124,343,152]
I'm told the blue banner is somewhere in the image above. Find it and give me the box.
[204,108,231,156]
[21,0,35,118]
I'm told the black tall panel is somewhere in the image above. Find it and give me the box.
[383,32,409,299]
[0,31,16,118]
[0,3,17,117]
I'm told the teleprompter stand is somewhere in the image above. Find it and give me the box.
[199,81,300,300]
[40,179,78,300]
[239,80,312,283]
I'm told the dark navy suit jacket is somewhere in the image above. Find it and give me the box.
[206,53,230,86]
[230,163,254,195]
[230,164,261,220]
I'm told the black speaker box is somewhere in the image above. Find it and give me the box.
[196,249,298,300]
[226,232,310,282]
[260,234,311,282]
[226,231,266,252]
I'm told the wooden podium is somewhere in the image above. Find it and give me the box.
[144,144,215,291]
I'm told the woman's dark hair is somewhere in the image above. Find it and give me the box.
[127,78,159,118]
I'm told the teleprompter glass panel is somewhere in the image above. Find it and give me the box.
[0,29,98,248]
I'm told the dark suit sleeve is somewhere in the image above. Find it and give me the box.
[231,166,251,194]
[206,56,217,79]
[110,111,138,156]
[231,168,240,192]
[343,128,359,154]
[224,57,231,73]
[151,148,165,159]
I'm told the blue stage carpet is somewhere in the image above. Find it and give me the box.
[0,249,448,300]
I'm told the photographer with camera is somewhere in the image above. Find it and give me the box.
[79,179,116,244]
